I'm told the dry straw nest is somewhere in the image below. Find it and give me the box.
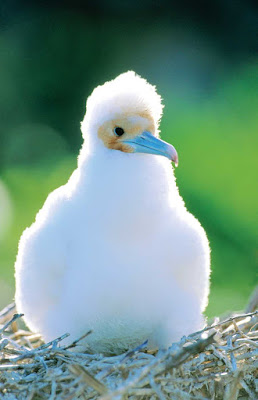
[0,289,257,400]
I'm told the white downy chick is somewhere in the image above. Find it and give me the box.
[15,72,210,354]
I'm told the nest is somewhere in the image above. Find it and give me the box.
[0,292,257,400]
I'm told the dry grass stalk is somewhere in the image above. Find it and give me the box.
[0,301,257,399]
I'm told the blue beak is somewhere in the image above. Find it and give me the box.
[122,131,178,166]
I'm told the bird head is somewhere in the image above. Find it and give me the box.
[81,71,178,165]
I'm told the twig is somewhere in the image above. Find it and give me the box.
[190,310,258,337]
[68,364,108,395]
[0,313,24,334]
[63,330,93,350]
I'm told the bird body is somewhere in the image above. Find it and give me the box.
[15,72,210,354]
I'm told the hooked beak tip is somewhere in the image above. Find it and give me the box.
[173,153,179,167]
[168,147,178,166]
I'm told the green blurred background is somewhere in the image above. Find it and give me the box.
[0,1,257,316]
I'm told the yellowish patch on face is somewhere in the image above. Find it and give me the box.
[98,112,155,152]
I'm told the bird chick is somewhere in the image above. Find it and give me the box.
[15,72,210,354]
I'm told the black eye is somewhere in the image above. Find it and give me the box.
[114,127,125,136]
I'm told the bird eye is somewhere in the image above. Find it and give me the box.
[114,127,125,136]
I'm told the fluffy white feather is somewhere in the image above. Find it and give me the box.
[82,71,163,132]
[15,71,210,354]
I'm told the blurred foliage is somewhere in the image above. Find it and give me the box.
[0,2,257,315]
